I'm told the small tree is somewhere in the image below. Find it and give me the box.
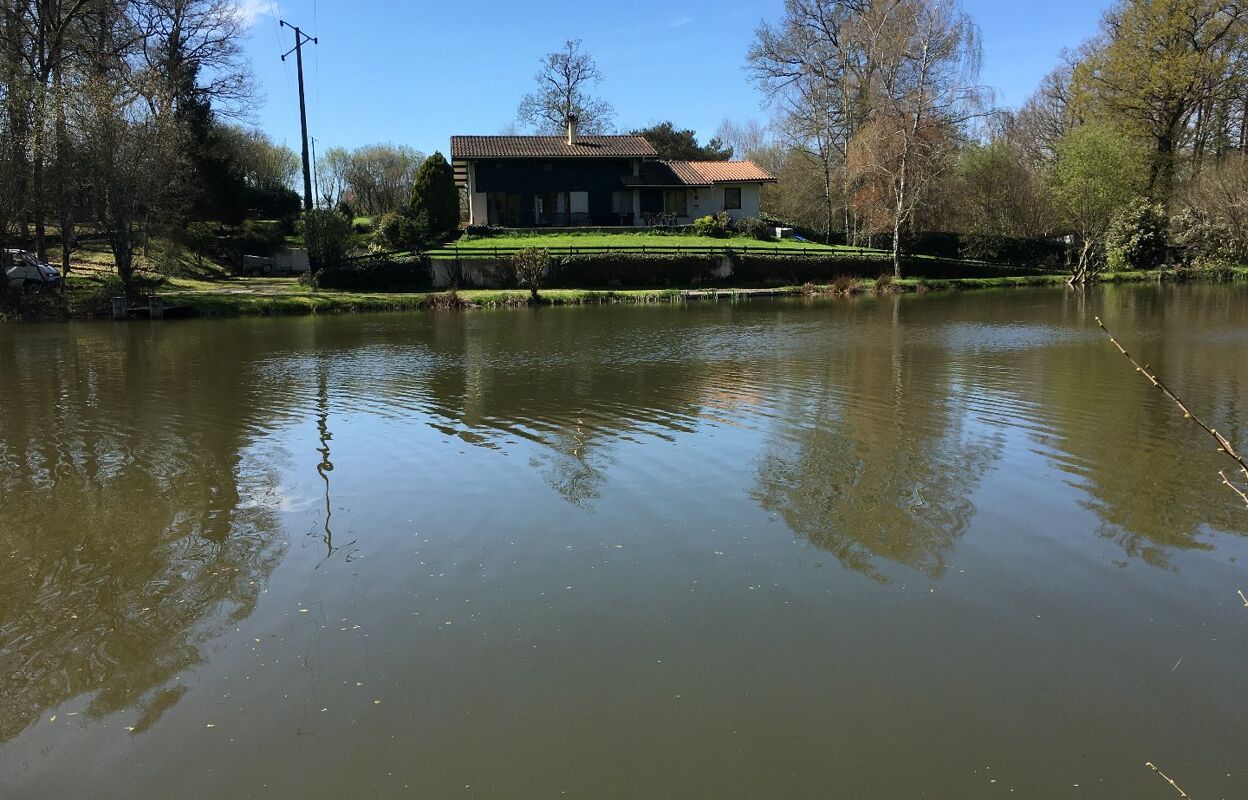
[1053,123,1146,282]
[303,209,353,270]
[513,247,549,302]
[409,152,459,240]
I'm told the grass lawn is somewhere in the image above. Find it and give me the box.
[433,231,872,258]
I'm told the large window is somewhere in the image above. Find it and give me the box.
[723,187,742,210]
[487,193,523,227]
[664,189,688,217]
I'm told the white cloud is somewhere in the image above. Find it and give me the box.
[668,15,692,29]
[235,0,277,26]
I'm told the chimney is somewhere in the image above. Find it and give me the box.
[566,114,579,146]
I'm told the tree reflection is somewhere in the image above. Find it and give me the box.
[1023,285,1248,566]
[0,325,286,742]
[753,298,1002,579]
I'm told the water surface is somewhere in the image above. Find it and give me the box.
[2,285,1246,798]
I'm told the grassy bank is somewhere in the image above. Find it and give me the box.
[151,268,1245,317]
[433,231,854,258]
[6,266,1244,322]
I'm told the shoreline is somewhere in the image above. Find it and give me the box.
[3,268,1244,321]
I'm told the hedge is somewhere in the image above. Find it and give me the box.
[309,257,431,291]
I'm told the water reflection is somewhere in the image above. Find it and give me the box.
[0,326,287,742]
[752,301,1002,579]
[2,286,1245,749]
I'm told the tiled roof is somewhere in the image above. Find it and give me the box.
[681,161,777,183]
[621,160,777,187]
[621,162,707,187]
[451,135,657,159]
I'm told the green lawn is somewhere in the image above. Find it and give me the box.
[433,231,871,258]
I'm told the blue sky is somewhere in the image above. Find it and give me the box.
[239,0,1113,157]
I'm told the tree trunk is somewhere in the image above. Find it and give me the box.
[54,62,71,277]
[892,149,909,280]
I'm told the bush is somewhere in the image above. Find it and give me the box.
[409,152,460,240]
[1170,207,1237,264]
[184,221,218,264]
[550,253,719,287]
[512,247,550,300]
[692,212,731,238]
[375,212,423,251]
[734,216,774,241]
[303,209,354,269]
[1106,198,1167,271]
[307,256,430,291]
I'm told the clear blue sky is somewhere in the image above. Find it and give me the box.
[239,0,1113,158]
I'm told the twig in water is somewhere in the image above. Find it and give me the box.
[1238,589,1248,608]
[1146,762,1192,799]
[1094,317,1248,508]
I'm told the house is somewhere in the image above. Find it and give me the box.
[452,117,776,228]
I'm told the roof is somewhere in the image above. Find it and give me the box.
[451,135,657,159]
[681,160,776,183]
[620,160,777,188]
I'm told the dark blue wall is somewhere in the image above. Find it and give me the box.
[473,159,634,225]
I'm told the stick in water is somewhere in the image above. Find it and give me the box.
[1094,317,1248,509]
[1145,762,1192,799]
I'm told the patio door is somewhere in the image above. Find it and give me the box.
[663,189,687,217]
[487,193,522,227]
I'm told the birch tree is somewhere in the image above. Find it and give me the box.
[851,0,988,276]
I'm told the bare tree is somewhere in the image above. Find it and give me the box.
[315,145,351,209]
[516,39,614,134]
[340,144,424,215]
[851,0,989,276]
[748,0,864,241]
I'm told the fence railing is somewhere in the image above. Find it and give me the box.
[425,244,887,260]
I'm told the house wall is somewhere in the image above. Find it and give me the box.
[639,183,765,225]
[471,158,637,226]
[703,184,762,220]
[467,162,488,226]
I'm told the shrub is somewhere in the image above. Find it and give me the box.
[512,247,550,301]
[303,209,354,269]
[1170,207,1237,264]
[692,212,731,238]
[375,212,422,251]
[549,253,718,287]
[735,216,774,241]
[874,272,895,293]
[307,256,430,291]
[1106,198,1167,271]
[409,152,460,240]
[830,274,858,294]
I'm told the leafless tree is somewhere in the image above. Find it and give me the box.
[852,0,989,276]
[516,39,614,134]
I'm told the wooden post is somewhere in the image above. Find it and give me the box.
[111,297,127,320]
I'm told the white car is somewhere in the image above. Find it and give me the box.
[4,249,62,288]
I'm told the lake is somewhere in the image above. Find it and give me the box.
[1,284,1246,798]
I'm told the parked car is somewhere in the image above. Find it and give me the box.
[4,249,61,288]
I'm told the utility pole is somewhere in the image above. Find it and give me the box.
[311,136,320,209]
[280,20,317,212]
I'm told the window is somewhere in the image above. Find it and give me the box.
[723,187,742,210]
[664,189,688,216]
[611,191,631,214]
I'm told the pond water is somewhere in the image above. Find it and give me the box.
[1,284,1246,799]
